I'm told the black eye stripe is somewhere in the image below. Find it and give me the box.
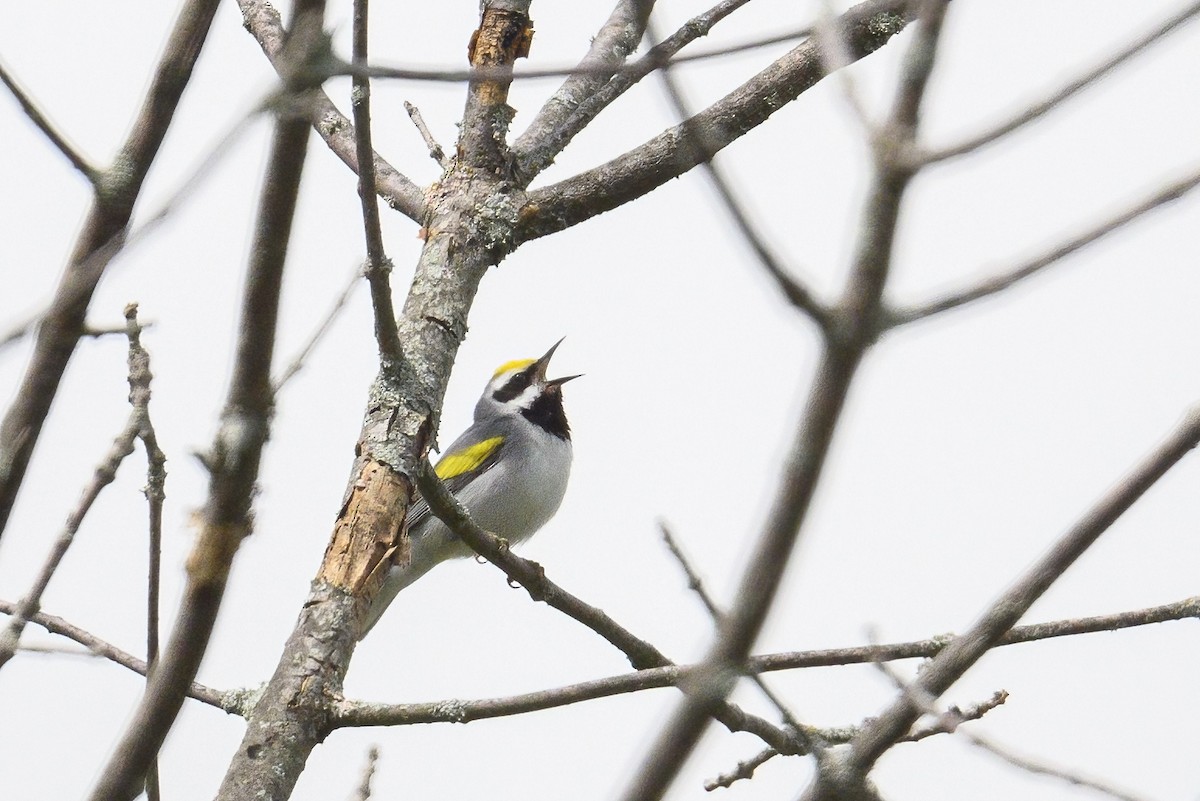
[492,368,535,402]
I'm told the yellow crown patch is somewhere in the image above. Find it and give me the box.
[434,436,504,480]
[491,358,536,379]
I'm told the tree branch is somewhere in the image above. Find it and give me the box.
[0,59,98,182]
[413,460,800,753]
[886,165,1200,326]
[85,7,324,798]
[512,0,657,179]
[806,407,1200,799]
[617,2,944,797]
[516,0,914,242]
[0,306,162,670]
[648,19,831,327]
[0,601,228,711]
[922,1,1200,164]
[350,0,404,364]
[0,0,222,542]
[236,0,426,222]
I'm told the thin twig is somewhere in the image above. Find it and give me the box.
[0,59,98,182]
[922,0,1200,164]
[403,101,450,168]
[351,0,403,364]
[647,19,830,327]
[886,164,1200,325]
[273,267,362,392]
[0,600,227,709]
[349,746,380,801]
[965,733,1156,801]
[812,0,875,135]
[704,747,780,791]
[659,522,816,750]
[0,314,155,668]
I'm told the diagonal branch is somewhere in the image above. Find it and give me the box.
[648,19,830,327]
[0,0,222,542]
[887,164,1200,326]
[517,0,914,243]
[513,0,655,175]
[619,3,946,799]
[0,59,98,182]
[808,407,1200,798]
[922,0,1200,164]
[85,7,325,799]
[0,601,229,711]
[414,461,801,754]
[237,0,426,222]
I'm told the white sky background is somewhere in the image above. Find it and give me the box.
[1,1,1199,799]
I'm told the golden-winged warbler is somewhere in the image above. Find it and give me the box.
[360,340,578,637]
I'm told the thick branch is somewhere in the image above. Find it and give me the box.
[215,5,536,800]
[517,0,913,242]
[0,0,221,541]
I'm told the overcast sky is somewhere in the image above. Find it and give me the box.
[2,2,1199,800]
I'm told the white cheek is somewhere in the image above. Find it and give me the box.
[512,383,541,410]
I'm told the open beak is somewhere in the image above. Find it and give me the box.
[534,338,582,386]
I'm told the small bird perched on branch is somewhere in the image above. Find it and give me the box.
[360,340,579,637]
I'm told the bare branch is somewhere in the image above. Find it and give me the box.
[414,461,800,754]
[0,601,227,710]
[237,0,426,221]
[0,0,222,542]
[965,733,1156,801]
[349,746,380,801]
[888,165,1200,325]
[514,0,755,184]
[659,523,815,750]
[811,407,1200,797]
[704,747,781,792]
[619,3,945,798]
[517,0,914,242]
[337,594,1199,729]
[514,0,656,174]
[0,306,163,669]
[0,59,98,182]
[404,101,450,168]
[351,0,404,364]
[647,20,830,327]
[85,7,325,798]
[923,1,1200,164]
[273,267,361,392]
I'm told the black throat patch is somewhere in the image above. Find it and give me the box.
[521,390,571,440]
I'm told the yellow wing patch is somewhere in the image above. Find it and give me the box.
[435,436,504,480]
[492,358,535,379]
